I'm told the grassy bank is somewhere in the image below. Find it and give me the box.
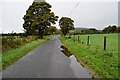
[59,33,119,79]
[1,35,54,71]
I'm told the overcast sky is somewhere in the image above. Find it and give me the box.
[0,0,119,33]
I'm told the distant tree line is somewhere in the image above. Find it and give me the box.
[102,25,120,33]
[2,27,57,37]
[80,28,100,35]
[73,25,120,35]
[45,26,57,34]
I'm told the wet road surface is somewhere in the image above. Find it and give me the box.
[2,35,91,78]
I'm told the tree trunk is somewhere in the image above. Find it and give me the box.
[40,34,43,39]
[39,28,43,39]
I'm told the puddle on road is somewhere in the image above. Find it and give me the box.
[60,45,73,57]
[69,55,92,78]
[60,45,94,78]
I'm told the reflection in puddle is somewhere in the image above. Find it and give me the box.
[60,45,72,57]
[60,45,93,78]
[70,55,92,78]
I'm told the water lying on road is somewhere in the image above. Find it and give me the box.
[60,45,72,57]
[60,45,92,78]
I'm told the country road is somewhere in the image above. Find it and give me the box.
[2,35,92,78]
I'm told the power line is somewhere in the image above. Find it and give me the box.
[69,0,81,16]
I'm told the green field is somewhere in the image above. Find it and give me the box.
[59,33,119,79]
[1,35,54,71]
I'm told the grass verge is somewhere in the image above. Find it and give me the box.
[1,35,54,71]
[59,34,118,79]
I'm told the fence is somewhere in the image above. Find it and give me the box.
[65,35,107,51]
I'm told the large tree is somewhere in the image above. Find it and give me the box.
[23,2,58,38]
[59,17,74,35]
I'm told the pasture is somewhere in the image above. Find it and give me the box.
[59,33,119,79]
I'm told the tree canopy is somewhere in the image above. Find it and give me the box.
[102,25,117,33]
[59,17,74,35]
[116,27,120,33]
[23,2,58,38]
[47,26,57,34]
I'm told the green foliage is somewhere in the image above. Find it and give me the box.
[102,25,117,33]
[59,33,119,79]
[75,28,100,35]
[2,36,45,51]
[59,17,74,35]
[2,35,54,71]
[115,27,120,33]
[47,26,57,34]
[92,74,95,79]
[55,29,61,34]
[75,27,89,31]
[23,2,58,38]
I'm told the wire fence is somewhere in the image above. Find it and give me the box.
[64,35,107,51]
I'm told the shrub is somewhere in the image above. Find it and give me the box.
[2,36,40,52]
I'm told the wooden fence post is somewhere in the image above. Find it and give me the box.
[79,36,81,43]
[72,36,74,41]
[87,36,90,46]
[75,36,76,41]
[104,36,106,50]
[78,36,79,41]
[74,35,75,41]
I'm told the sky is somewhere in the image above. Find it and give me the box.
[0,0,119,33]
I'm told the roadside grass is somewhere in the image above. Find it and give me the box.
[59,33,119,79]
[1,35,54,71]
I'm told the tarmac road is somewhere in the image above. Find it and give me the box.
[2,35,91,78]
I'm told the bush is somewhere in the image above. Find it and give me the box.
[2,36,40,52]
